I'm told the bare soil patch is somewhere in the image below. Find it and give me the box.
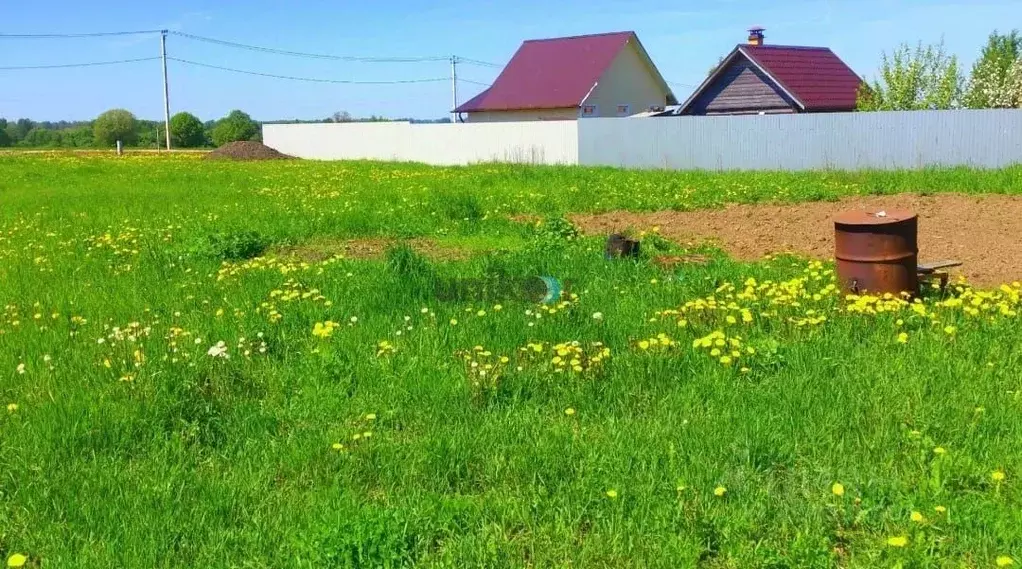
[205,141,293,161]
[572,194,1022,287]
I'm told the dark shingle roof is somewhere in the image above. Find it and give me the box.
[739,45,863,111]
[678,44,863,113]
[454,32,637,113]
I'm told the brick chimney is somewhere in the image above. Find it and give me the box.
[748,26,765,46]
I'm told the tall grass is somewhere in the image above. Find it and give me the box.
[1,154,1020,568]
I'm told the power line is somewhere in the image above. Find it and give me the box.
[460,78,492,87]
[169,31,448,63]
[0,57,161,70]
[458,57,502,68]
[169,57,448,84]
[0,30,161,39]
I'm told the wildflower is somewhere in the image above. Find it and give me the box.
[934,505,947,514]
[420,307,429,314]
[476,310,486,317]
[638,340,650,350]
[493,305,503,311]
[331,443,344,450]
[592,312,604,320]
[831,482,845,497]
[6,403,17,413]
[312,321,337,339]
[933,447,947,456]
[910,511,924,523]
[992,470,1006,482]
[719,356,733,366]
[15,363,25,374]
[896,332,909,344]
[886,536,908,547]
[944,325,956,335]
[714,486,727,497]
[7,554,27,568]
[207,341,229,359]
[997,556,1015,567]
[565,408,576,416]
[605,489,618,499]
[449,318,458,326]
[365,413,377,421]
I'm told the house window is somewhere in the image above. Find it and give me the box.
[616,104,630,116]
[580,104,598,117]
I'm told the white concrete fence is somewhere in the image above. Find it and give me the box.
[263,109,1022,171]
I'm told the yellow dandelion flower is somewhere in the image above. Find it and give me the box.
[6,403,17,413]
[997,556,1015,567]
[331,443,344,450]
[992,470,1006,482]
[910,511,924,523]
[934,505,947,514]
[7,554,27,568]
[449,318,458,326]
[365,413,377,421]
[933,446,947,455]
[719,356,733,366]
[606,489,618,499]
[831,482,845,496]
[638,340,650,350]
[476,310,486,317]
[886,536,908,547]
[714,486,727,497]
[897,332,909,344]
[944,325,956,335]
[565,408,576,416]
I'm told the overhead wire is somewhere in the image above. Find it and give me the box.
[168,57,448,84]
[0,57,161,70]
[0,30,161,39]
[169,31,449,63]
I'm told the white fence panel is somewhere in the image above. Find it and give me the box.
[263,121,578,166]
[576,110,1022,170]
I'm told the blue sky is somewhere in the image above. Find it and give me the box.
[1,0,1018,122]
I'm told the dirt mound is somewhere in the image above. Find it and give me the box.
[204,141,293,161]
[572,194,1022,287]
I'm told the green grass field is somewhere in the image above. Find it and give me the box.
[2,153,1022,568]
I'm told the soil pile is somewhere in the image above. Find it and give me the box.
[204,141,293,161]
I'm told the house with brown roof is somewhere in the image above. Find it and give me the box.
[454,31,677,122]
[676,28,864,115]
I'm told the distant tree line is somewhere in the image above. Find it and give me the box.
[0,108,264,149]
[859,30,1022,110]
[0,109,450,149]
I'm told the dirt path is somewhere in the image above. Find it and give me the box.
[572,194,1022,287]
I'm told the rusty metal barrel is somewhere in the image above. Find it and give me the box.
[834,209,918,296]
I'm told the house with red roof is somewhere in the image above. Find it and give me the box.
[676,28,864,115]
[454,31,677,122]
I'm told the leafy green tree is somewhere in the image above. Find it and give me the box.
[170,112,207,147]
[210,110,259,147]
[62,126,94,148]
[13,119,33,140]
[93,109,138,146]
[4,124,20,145]
[20,127,61,147]
[965,30,1022,108]
[857,39,963,111]
[0,126,10,148]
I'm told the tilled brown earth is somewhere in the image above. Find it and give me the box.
[572,194,1022,287]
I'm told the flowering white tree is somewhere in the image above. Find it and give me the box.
[964,31,1022,109]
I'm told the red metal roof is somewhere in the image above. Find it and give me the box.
[739,45,863,111]
[455,32,636,113]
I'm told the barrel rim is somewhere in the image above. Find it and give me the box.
[834,209,917,226]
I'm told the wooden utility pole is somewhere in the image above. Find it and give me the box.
[161,30,172,150]
[450,55,458,124]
